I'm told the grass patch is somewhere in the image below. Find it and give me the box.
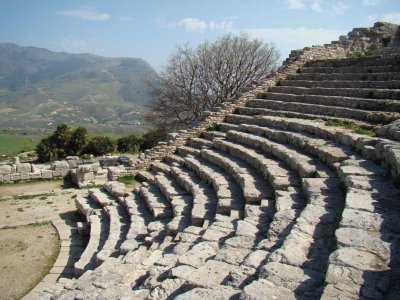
[17,208,23,212]
[206,122,221,131]
[325,119,375,136]
[0,134,42,156]
[117,175,138,185]
[14,193,54,201]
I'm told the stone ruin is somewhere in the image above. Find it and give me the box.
[24,22,400,299]
[0,154,133,187]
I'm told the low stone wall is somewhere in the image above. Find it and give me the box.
[0,155,133,184]
[124,22,399,174]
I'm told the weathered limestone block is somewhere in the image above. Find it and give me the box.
[10,173,21,181]
[103,181,127,197]
[41,169,53,179]
[329,247,390,272]
[19,173,30,180]
[176,285,241,300]
[52,170,62,177]
[171,260,236,288]
[215,246,252,265]
[15,163,32,173]
[240,278,296,300]
[178,242,216,268]
[260,262,324,295]
[52,161,70,170]
[29,172,42,179]
[0,165,12,175]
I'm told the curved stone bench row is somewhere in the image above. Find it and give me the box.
[225,113,400,181]
[74,214,101,276]
[261,90,400,111]
[322,158,400,299]
[246,98,399,125]
[279,79,400,89]
[287,71,400,82]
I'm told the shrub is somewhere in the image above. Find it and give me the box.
[141,128,169,150]
[84,136,116,156]
[117,135,143,154]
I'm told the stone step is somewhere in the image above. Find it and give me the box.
[279,79,400,89]
[136,170,155,184]
[120,193,152,254]
[139,183,173,219]
[200,147,274,204]
[211,138,301,191]
[224,116,354,167]
[225,113,400,182]
[259,92,400,112]
[304,56,398,68]
[235,106,376,129]
[75,196,99,221]
[169,165,218,226]
[88,188,114,207]
[267,86,400,100]
[253,178,344,298]
[74,214,102,276]
[288,71,400,82]
[221,126,333,178]
[322,158,400,299]
[96,205,126,264]
[183,155,245,216]
[246,98,399,124]
[299,64,400,74]
[188,137,213,149]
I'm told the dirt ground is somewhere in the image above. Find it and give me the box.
[0,223,59,300]
[0,180,65,197]
[0,181,86,299]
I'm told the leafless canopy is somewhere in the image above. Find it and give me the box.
[148,33,280,129]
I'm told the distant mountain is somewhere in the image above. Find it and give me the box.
[0,43,159,133]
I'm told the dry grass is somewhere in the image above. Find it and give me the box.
[0,222,60,300]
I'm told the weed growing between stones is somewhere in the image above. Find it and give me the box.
[206,123,221,131]
[117,175,138,185]
[325,119,375,136]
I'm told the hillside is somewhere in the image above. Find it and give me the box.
[0,43,158,133]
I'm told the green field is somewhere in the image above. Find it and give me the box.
[0,134,43,156]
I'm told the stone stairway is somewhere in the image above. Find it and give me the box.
[38,23,400,299]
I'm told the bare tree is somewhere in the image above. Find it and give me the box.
[147,33,280,129]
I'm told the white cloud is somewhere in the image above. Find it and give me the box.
[246,27,346,60]
[180,18,208,32]
[156,17,233,33]
[362,0,384,6]
[311,0,323,12]
[287,0,306,9]
[57,7,110,21]
[332,2,348,15]
[381,12,400,24]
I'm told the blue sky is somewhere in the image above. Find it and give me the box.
[0,0,399,70]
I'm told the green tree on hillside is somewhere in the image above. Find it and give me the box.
[117,135,142,153]
[69,127,89,155]
[36,137,58,163]
[84,136,116,156]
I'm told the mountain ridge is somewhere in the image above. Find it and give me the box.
[0,43,158,133]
